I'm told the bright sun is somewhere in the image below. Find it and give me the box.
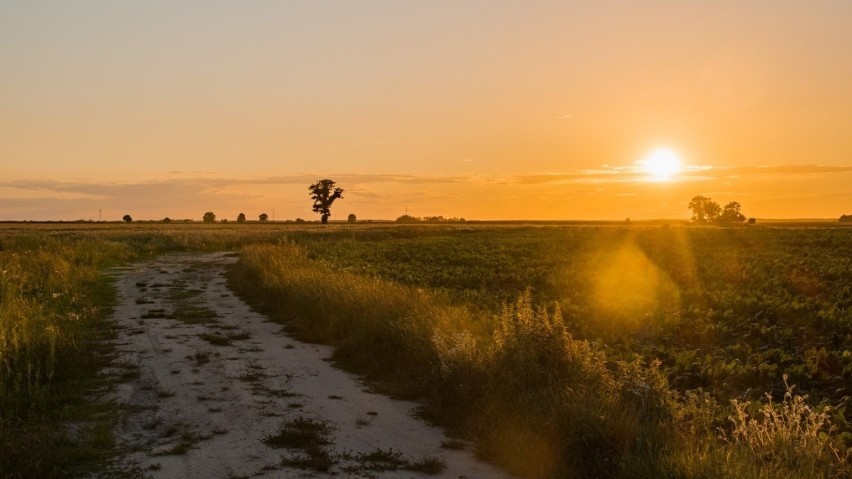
[639,148,682,182]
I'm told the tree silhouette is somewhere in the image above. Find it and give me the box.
[688,196,721,223]
[122,214,132,223]
[719,201,746,224]
[259,213,268,222]
[347,213,357,223]
[237,212,246,223]
[308,179,343,224]
[689,196,749,224]
[203,212,216,223]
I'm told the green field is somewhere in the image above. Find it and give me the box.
[1,222,850,478]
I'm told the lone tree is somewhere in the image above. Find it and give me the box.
[308,179,343,224]
[237,212,246,223]
[259,213,268,222]
[203,211,216,223]
[122,214,133,223]
[347,213,357,223]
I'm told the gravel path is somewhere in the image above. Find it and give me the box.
[101,252,510,479]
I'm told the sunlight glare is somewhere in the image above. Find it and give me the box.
[639,148,683,182]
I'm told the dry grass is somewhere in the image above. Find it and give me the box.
[230,240,852,479]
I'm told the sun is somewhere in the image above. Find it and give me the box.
[639,148,682,182]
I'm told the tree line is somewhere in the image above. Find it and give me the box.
[688,195,753,224]
[122,179,347,224]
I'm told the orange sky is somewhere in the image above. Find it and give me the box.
[2,1,851,221]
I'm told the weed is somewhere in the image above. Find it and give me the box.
[407,455,447,474]
[353,448,407,471]
[199,332,232,346]
[155,388,175,398]
[280,445,335,472]
[172,302,217,324]
[355,414,371,427]
[724,376,850,476]
[262,417,333,449]
[186,349,212,366]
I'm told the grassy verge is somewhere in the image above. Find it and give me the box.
[0,237,127,477]
[229,241,850,478]
[0,226,301,477]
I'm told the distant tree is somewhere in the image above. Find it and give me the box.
[308,179,344,224]
[163,217,171,223]
[719,201,746,224]
[237,212,246,223]
[395,215,421,223]
[747,217,756,225]
[203,212,216,223]
[347,213,357,223]
[294,218,305,223]
[840,214,852,223]
[688,196,721,223]
[259,213,268,222]
[122,214,133,223]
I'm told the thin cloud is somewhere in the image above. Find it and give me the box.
[715,165,852,177]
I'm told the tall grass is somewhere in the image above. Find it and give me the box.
[0,227,279,477]
[230,241,851,478]
[0,236,131,477]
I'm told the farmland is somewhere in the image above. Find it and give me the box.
[1,222,850,478]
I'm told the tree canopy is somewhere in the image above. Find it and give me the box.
[202,212,216,223]
[689,196,747,224]
[309,179,343,224]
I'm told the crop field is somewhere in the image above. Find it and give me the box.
[1,222,850,478]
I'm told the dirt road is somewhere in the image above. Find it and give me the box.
[103,252,509,478]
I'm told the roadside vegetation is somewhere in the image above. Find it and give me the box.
[0,226,278,477]
[1,222,850,477]
[230,226,852,478]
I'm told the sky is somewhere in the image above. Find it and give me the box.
[2,1,851,221]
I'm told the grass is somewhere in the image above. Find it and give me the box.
[198,332,232,346]
[2,222,851,478]
[0,236,126,477]
[229,228,852,479]
[262,416,334,449]
[280,445,335,472]
[0,225,287,476]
